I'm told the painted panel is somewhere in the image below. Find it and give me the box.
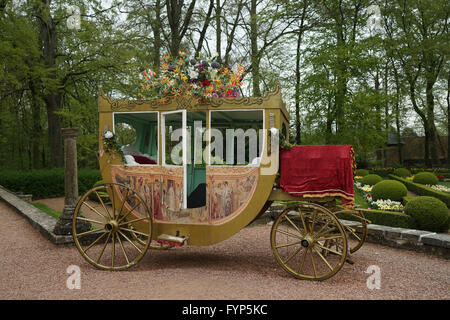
[207,166,258,224]
[111,165,258,226]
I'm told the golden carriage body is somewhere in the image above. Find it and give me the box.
[72,86,368,280]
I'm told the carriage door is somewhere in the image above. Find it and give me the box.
[161,110,187,213]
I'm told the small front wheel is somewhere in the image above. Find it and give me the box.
[72,183,152,270]
[271,203,348,281]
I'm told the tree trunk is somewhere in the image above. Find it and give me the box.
[426,79,439,166]
[374,69,382,163]
[152,0,162,73]
[36,0,63,167]
[166,0,197,57]
[215,0,222,62]
[195,0,215,57]
[447,71,450,166]
[250,0,261,97]
[334,8,347,135]
[29,80,41,169]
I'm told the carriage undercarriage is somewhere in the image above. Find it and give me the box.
[72,182,368,281]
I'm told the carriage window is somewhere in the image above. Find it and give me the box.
[210,110,264,165]
[163,112,183,165]
[113,112,158,165]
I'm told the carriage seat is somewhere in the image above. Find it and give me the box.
[121,144,157,165]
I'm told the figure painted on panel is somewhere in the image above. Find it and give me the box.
[224,181,232,217]
[153,178,162,220]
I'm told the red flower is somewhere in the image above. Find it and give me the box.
[202,80,212,87]
[226,89,233,96]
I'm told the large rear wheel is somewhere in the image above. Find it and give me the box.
[271,203,348,281]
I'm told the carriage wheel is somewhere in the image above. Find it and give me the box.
[72,183,152,270]
[334,209,368,253]
[271,203,348,281]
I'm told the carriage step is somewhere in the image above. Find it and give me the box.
[157,234,188,247]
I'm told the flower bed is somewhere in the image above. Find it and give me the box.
[354,180,404,212]
[426,184,450,193]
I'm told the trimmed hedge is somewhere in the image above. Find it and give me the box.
[366,168,394,177]
[372,180,408,201]
[393,168,412,178]
[389,174,450,208]
[356,169,370,177]
[361,174,383,186]
[0,169,101,200]
[404,196,450,232]
[337,209,415,229]
[413,172,439,185]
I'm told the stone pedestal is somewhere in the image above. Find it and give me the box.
[54,128,90,235]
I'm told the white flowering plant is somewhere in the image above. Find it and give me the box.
[355,181,372,193]
[102,130,124,161]
[426,184,450,193]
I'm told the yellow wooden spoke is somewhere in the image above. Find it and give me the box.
[96,232,112,263]
[117,233,130,264]
[96,190,113,220]
[83,231,108,253]
[276,228,303,239]
[76,216,104,225]
[120,227,150,238]
[81,201,109,221]
[313,247,334,271]
[284,215,303,235]
[275,240,302,249]
[118,230,143,254]
[283,246,303,265]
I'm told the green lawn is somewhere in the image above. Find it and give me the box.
[30,202,62,220]
[354,188,369,209]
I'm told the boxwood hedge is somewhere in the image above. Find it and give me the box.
[0,169,101,200]
[388,174,450,208]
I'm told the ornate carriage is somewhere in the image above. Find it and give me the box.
[72,86,369,281]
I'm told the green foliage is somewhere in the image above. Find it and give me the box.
[413,172,439,185]
[393,168,412,178]
[389,174,450,208]
[404,196,450,232]
[356,169,370,177]
[0,169,101,199]
[361,174,383,186]
[337,209,414,229]
[372,180,408,201]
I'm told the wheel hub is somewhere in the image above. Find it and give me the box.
[105,220,119,233]
[301,235,314,248]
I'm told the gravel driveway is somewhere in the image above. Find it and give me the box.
[0,200,448,300]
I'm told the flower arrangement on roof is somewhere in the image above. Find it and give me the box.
[138,51,246,104]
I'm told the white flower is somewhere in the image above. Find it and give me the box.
[189,68,199,79]
[426,184,450,193]
[210,69,217,79]
[104,131,113,139]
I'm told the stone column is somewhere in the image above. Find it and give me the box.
[54,128,90,235]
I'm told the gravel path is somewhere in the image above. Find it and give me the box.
[0,200,449,300]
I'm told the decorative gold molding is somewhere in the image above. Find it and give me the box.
[210,83,281,108]
[98,83,282,111]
